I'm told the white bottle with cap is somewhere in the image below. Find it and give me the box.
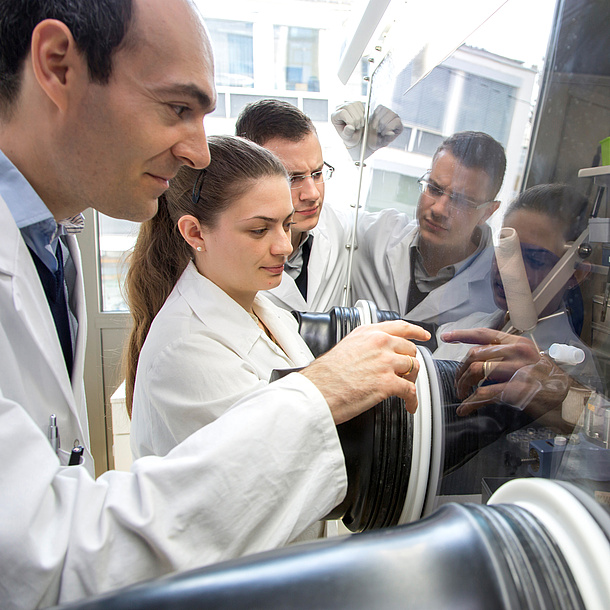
[548,343,585,366]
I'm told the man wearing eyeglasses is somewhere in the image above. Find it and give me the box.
[353,131,506,328]
[236,99,352,312]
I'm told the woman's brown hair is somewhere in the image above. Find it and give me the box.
[123,135,288,416]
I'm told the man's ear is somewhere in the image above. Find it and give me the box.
[478,200,500,225]
[30,19,84,113]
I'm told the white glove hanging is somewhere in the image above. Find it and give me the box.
[331,101,403,162]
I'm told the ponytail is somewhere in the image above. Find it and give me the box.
[123,195,191,416]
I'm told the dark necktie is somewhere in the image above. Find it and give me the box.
[295,237,312,301]
[28,240,73,376]
[406,251,427,315]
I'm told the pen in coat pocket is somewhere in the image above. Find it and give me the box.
[48,414,60,454]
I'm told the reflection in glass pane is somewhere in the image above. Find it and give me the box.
[99,214,139,312]
[455,73,516,148]
[395,66,450,132]
[366,170,420,217]
[206,19,254,88]
[275,26,320,92]
[362,0,555,222]
[350,0,610,526]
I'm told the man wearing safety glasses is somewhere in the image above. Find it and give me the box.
[236,99,352,312]
[352,131,506,329]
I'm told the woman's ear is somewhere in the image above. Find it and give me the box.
[30,19,86,114]
[177,215,206,252]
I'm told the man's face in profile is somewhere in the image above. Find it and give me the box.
[262,132,325,240]
[417,150,496,256]
[62,0,217,223]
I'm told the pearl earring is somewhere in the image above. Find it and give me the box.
[196,246,202,252]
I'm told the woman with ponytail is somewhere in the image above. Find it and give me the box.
[125,134,319,461]
[124,135,336,542]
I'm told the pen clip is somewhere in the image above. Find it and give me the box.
[68,444,84,466]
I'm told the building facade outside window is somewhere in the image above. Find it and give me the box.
[274,26,320,92]
[206,19,254,88]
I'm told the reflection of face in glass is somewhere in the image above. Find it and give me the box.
[492,244,561,310]
[492,209,567,314]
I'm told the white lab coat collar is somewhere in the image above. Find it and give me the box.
[176,262,310,365]
[383,223,495,319]
[1,195,75,400]
[252,293,312,365]
[269,272,308,311]
[265,204,352,312]
[408,246,495,321]
[66,234,87,411]
[0,195,90,456]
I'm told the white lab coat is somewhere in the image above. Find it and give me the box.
[351,210,497,325]
[0,195,347,608]
[131,262,314,458]
[131,263,330,543]
[264,203,353,312]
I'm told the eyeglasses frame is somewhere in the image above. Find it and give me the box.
[418,171,494,211]
[289,161,335,190]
